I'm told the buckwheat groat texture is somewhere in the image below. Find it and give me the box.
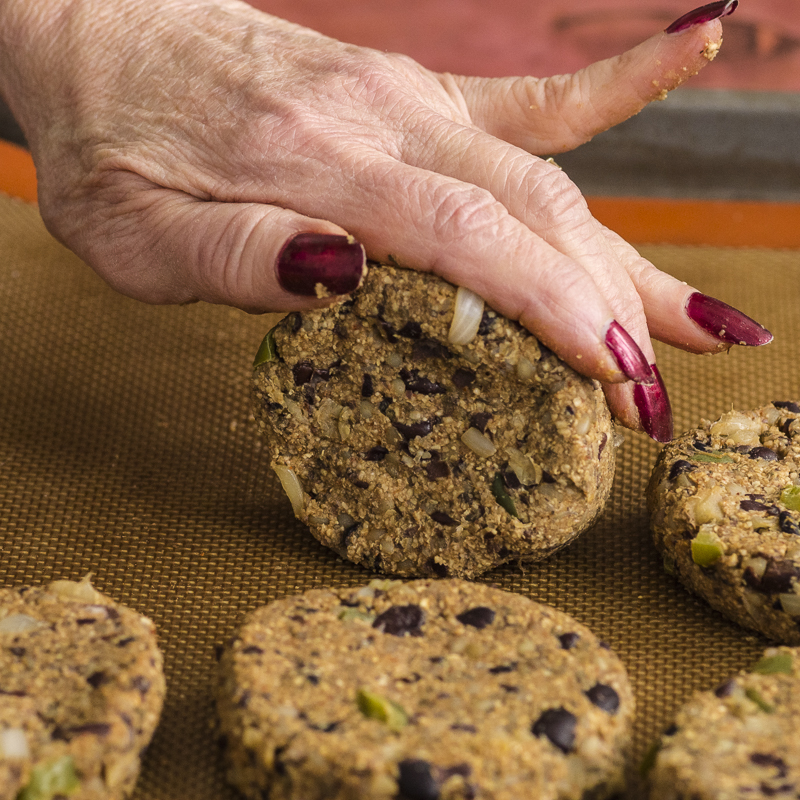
[253,264,615,578]
[647,646,800,800]
[217,579,634,800]
[647,401,800,644]
[0,577,165,800]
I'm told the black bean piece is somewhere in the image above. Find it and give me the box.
[400,368,446,395]
[750,446,779,461]
[8,647,25,657]
[773,401,800,414]
[116,637,135,647]
[86,671,109,689]
[0,689,26,697]
[430,510,459,526]
[393,420,434,440]
[780,419,795,437]
[692,439,710,451]
[585,684,620,714]
[740,499,775,514]
[456,607,496,629]
[412,339,451,361]
[306,675,320,686]
[76,618,97,625]
[397,759,440,800]
[532,707,577,753]
[425,459,450,480]
[346,471,369,489]
[292,360,315,386]
[398,321,422,339]
[243,645,264,655]
[745,559,800,594]
[750,753,788,778]
[489,662,517,674]
[427,559,449,578]
[372,605,425,637]
[558,632,580,650]
[361,374,374,398]
[502,470,522,490]
[664,724,679,736]
[668,460,697,481]
[469,412,491,433]
[363,446,388,462]
[452,368,476,389]
[779,511,800,536]
[477,310,496,336]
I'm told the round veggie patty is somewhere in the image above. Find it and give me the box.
[0,577,165,800]
[253,264,615,578]
[217,578,633,800]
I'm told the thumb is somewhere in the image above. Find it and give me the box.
[60,182,366,313]
[453,4,732,154]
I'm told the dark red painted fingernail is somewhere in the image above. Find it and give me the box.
[605,321,655,384]
[633,365,673,443]
[665,0,738,34]
[277,233,366,297]
[686,292,773,346]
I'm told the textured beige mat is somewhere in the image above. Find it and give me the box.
[1,193,798,799]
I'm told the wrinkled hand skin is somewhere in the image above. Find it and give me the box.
[0,0,728,430]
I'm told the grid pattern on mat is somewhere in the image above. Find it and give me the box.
[0,193,796,799]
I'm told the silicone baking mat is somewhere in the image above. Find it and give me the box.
[0,193,797,798]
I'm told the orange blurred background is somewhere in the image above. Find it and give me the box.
[248,0,800,91]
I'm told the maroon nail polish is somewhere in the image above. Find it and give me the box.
[633,365,673,443]
[685,292,773,347]
[665,0,738,34]
[605,321,655,384]
[277,233,366,297]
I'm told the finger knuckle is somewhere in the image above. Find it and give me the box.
[428,183,506,247]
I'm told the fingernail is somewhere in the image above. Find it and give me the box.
[665,0,738,34]
[277,233,366,297]
[685,292,773,346]
[605,321,655,384]
[633,365,673,443]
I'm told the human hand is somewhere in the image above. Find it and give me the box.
[0,0,770,440]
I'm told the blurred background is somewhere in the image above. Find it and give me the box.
[249,0,800,90]
[2,0,799,203]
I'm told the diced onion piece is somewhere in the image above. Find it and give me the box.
[0,728,29,759]
[273,465,305,516]
[0,613,44,634]
[505,447,541,485]
[448,287,484,346]
[515,356,536,382]
[461,427,496,458]
[779,593,800,616]
[48,576,105,604]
